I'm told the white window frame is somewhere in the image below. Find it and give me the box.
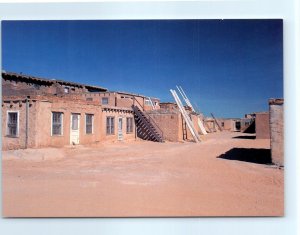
[106,116,115,135]
[144,98,152,106]
[51,112,64,136]
[85,113,94,134]
[6,111,19,137]
[126,117,134,134]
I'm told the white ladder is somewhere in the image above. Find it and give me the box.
[170,89,201,143]
[176,86,207,135]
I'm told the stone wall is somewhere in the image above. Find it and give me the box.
[269,99,284,166]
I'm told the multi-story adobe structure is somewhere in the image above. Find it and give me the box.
[2,71,164,150]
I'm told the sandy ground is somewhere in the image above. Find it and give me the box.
[2,131,283,217]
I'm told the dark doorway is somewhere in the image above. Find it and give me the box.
[235,121,241,131]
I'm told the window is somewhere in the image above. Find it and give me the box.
[144,98,152,106]
[64,87,70,93]
[86,114,94,134]
[52,112,63,135]
[71,114,79,130]
[126,117,134,133]
[106,116,115,135]
[102,97,109,105]
[221,122,225,127]
[7,112,18,137]
[86,97,93,101]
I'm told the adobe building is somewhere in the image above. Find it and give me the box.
[269,98,284,166]
[146,102,204,142]
[255,112,270,139]
[2,72,164,150]
[218,118,241,132]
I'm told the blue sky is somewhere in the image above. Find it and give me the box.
[2,20,283,118]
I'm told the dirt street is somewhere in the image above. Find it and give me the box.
[2,131,284,217]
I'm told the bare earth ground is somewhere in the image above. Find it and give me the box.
[2,131,283,217]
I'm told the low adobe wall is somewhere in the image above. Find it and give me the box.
[255,112,270,139]
[147,111,183,142]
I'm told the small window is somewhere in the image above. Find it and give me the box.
[102,97,109,105]
[64,87,70,93]
[86,97,93,101]
[221,122,224,127]
[126,117,134,133]
[52,112,63,135]
[71,114,79,130]
[144,98,152,106]
[106,116,115,135]
[7,112,18,137]
[86,114,94,134]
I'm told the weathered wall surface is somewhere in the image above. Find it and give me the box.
[2,76,87,96]
[255,112,270,139]
[2,96,138,150]
[83,92,148,110]
[101,108,136,142]
[269,99,284,166]
[148,112,183,142]
[2,99,38,150]
[34,99,103,148]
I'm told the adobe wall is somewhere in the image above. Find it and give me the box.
[83,92,147,110]
[147,111,183,142]
[2,77,86,96]
[2,78,56,96]
[269,99,284,166]
[2,99,38,150]
[34,98,103,148]
[255,112,270,139]
[101,108,136,142]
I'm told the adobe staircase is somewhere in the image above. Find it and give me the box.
[132,105,164,142]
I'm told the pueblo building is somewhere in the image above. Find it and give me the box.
[2,71,204,150]
[2,71,164,150]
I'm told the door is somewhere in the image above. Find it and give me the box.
[118,117,123,140]
[70,113,80,145]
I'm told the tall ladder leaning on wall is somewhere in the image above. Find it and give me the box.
[170,89,201,143]
[176,86,207,135]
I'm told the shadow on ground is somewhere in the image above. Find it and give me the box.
[217,148,272,165]
[233,135,256,139]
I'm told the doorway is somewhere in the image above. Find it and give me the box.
[118,117,123,140]
[70,113,80,145]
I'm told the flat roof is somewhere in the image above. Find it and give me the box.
[2,71,108,92]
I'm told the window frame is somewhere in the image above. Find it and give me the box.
[6,111,19,138]
[126,117,134,134]
[106,116,115,135]
[102,97,109,105]
[51,112,64,136]
[85,113,94,134]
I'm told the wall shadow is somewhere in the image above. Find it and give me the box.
[233,135,256,139]
[217,148,272,165]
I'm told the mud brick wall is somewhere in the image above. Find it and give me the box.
[101,109,136,142]
[2,99,38,150]
[255,113,270,139]
[147,112,183,142]
[269,99,284,166]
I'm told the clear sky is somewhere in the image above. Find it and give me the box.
[2,20,283,118]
